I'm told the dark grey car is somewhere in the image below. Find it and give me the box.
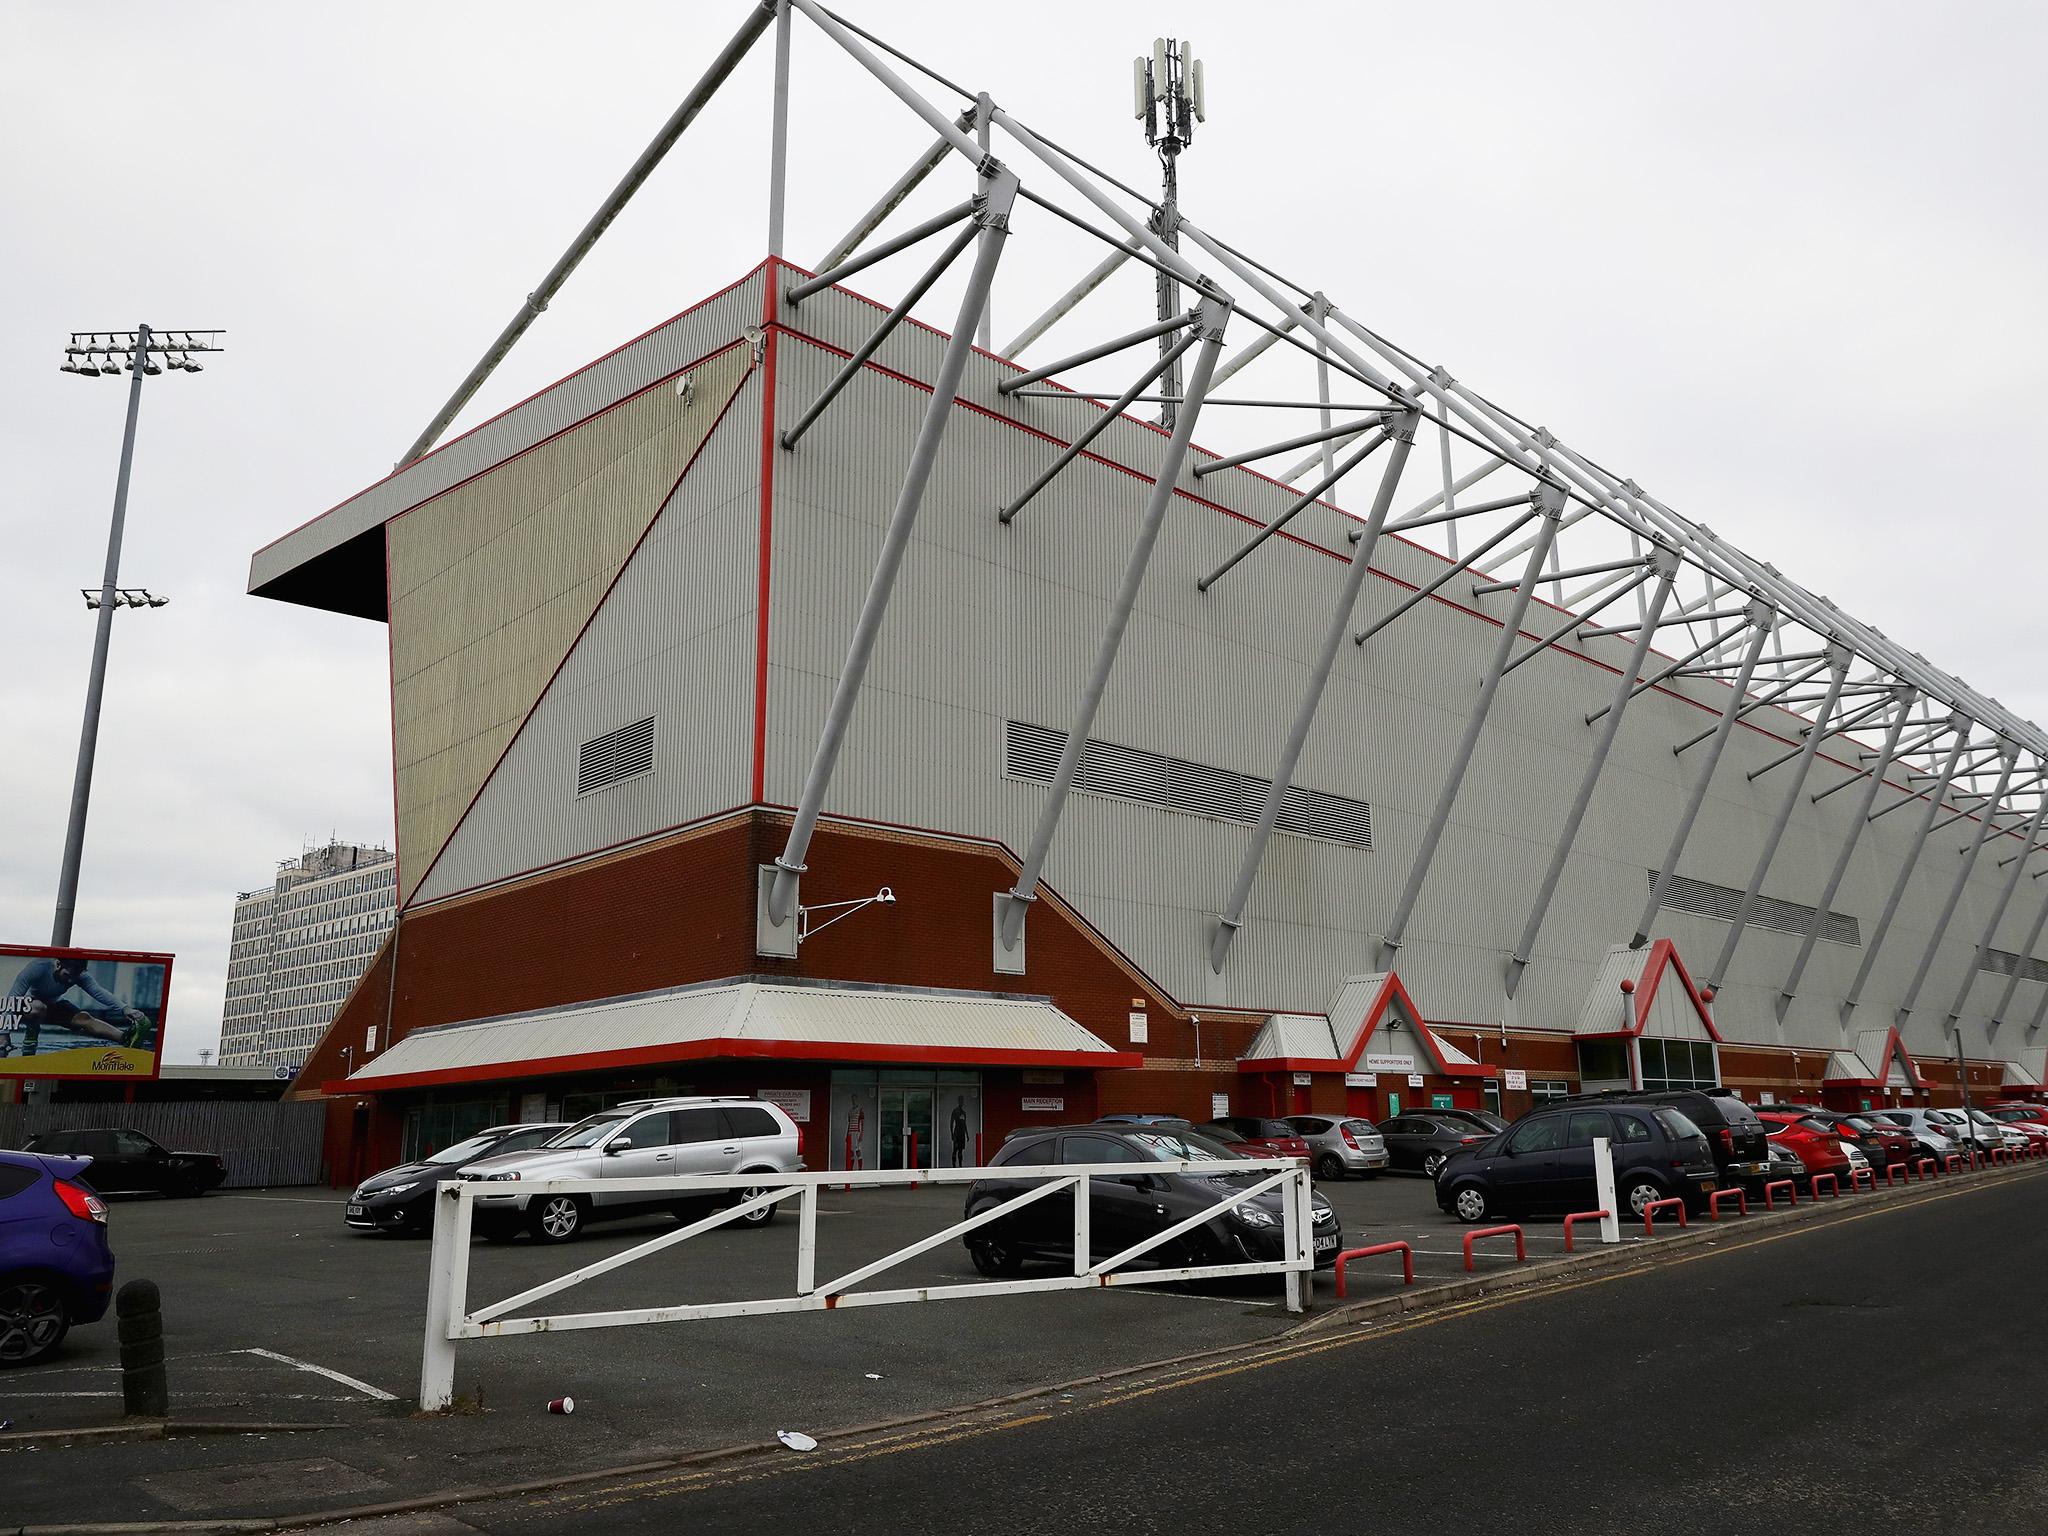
[1376,1113,1490,1179]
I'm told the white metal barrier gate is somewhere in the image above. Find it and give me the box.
[420,1158,1314,1410]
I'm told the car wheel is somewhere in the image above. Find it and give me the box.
[968,1234,1022,1278]
[732,1181,779,1228]
[1621,1176,1663,1219]
[528,1194,585,1243]
[1315,1154,1346,1181]
[1423,1152,1446,1180]
[1450,1183,1489,1224]
[477,1219,520,1244]
[0,1276,71,1367]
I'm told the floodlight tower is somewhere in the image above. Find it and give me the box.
[1133,37,1204,427]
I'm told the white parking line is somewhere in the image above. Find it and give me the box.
[222,1195,342,1205]
[238,1347,397,1401]
[1113,1287,1279,1308]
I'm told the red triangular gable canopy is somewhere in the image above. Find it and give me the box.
[1575,939,1724,1043]
[1237,971,1495,1077]
[1846,1025,1929,1089]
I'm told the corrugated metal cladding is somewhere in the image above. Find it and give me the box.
[409,350,763,907]
[344,979,1124,1083]
[1002,720,1371,846]
[1647,869,1861,946]
[388,343,756,906]
[759,285,2046,1076]
[248,270,767,598]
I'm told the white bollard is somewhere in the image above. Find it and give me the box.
[418,1183,472,1411]
[1593,1137,1620,1245]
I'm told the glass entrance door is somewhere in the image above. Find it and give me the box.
[879,1087,936,1170]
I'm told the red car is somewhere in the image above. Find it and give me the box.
[1200,1117,1313,1162]
[1757,1111,1860,1188]
[1987,1103,2048,1134]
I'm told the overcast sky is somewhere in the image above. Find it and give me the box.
[3,2,2043,1063]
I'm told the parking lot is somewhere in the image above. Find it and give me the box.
[4,1159,2040,1528]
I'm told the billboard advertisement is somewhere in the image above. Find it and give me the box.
[0,944,172,1081]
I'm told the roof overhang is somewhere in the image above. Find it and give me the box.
[324,977,1141,1094]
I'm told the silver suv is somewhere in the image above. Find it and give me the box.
[1284,1115,1389,1180]
[460,1097,803,1242]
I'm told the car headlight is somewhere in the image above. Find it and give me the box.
[381,1181,419,1197]
[1232,1203,1278,1228]
[485,1171,521,1182]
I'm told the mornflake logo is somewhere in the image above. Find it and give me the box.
[90,1051,138,1073]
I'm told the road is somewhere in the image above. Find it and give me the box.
[406,1169,2048,1535]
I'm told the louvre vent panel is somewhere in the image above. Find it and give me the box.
[1005,720,1370,848]
[1978,945,2048,984]
[1648,869,1860,946]
[578,716,657,797]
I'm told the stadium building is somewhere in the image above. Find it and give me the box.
[249,6,2047,1181]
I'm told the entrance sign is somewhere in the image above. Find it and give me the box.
[1021,1096,1065,1113]
[1407,1073,1424,1087]
[0,944,171,1081]
[758,1088,812,1123]
[1344,1073,1377,1088]
[1210,1092,1230,1117]
[1430,1093,1453,1109]
[1503,1069,1527,1093]
[1292,1072,1312,1086]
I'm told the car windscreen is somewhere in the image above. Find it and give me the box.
[1251,1120,1296,1137]
[549,1112,629,1149]
[1130,1129,1245,1163]
[1712,1097,1761,1127]
[1654,1108,1705,1142]
[425,1133,508,1165]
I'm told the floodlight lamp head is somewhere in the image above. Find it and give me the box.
[875,887,896,905]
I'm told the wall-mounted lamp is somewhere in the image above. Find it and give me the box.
[797,887,896,945]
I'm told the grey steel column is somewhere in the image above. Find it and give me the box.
[1988,879,2048,1025]
[399,0,774,465]
[765,0,792,256]
[1208,403,1421,972]
[1504,547,1681,997]
[1703,644,1852,992]
[767,174,1017,925]
[1773,689,1920,1020]
[1378,483,1566,967]
[1631,609,1774,947]
[1894,744,2023,1021]
[1842,726,1976,1014]
[52,325,149,948]
[998,298,1231,949]
[1944,794,2048,1026]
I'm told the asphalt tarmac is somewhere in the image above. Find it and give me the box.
[407,1165,2048,1535]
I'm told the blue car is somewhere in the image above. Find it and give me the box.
[1,1149,115,1366]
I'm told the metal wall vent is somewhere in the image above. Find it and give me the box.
[1005,720,1371,847]
[1647,869,1860,946]
[577,715,656,797]
[1978,945,2048,985]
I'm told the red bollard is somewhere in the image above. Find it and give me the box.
[1811,1172,1839,1199]
[975,1131,983,1168]
[1562,1209,1609,1252]
[1944,1154,1963,1174]
[1335,1242,1414,1296]
[1642,1197,1687,1235]
[1708,1188,1747,1220]
[843,1130,855,1193]
[1916,1157,1935,1181]
[1849,1166,1875,1192]
[1763,1179,1797,1209]
[1462,1225,1525,1271]
[909,1130,920,1188]
[1885,1162,1908,1186]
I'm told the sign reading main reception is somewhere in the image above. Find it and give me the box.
[0,945,171,1080]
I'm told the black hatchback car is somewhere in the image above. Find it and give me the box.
[962,1123,1341,1276]
[1377,1113,1492,1178]
[1559,1087,1771,1188]
[21,1128,226,1198]
[346,1122,569,1234]
[1434,1102,1717,1224]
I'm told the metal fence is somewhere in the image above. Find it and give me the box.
[0,1099,325,1188]
[420,1157,1316,1411]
